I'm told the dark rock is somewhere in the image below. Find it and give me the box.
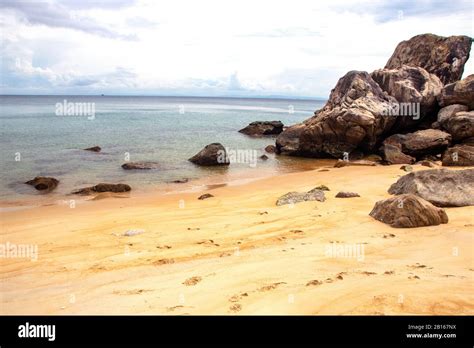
[388,168,474,207]
[335,191,360,198]
[381,143,416,165]
[384,34,472,85]
[170,178,189,184]
[383,129,451,158]
[417,160,436,168]
[121,161,161,170]
[276,188,326,206]
[198,193,214,200]
[275,123,305,155]
[437,104,469,125]
[439,75,474,109]
[314,185,330,191]
[25,176,59,191]
[265,145,276,153]
[72,183,131,195]
[438,111,474,142]
[369,194,448,228]
[84,146,101,152]
[239,121,284,137]
[189,143,230,166]
[259,154,269,160]
[442,144,474,166]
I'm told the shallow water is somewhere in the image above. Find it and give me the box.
[0,95,326,202]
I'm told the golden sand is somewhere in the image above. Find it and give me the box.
[1,162,473,314]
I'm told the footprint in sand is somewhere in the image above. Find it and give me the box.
[229,292,249,303]
[229,303,242,313]
[183,276,202,286]
[258,282,286,292]
[306,280,322,286]
[384,270,395,275]
[153,258,175,265]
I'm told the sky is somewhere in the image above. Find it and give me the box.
[0,0,473,98]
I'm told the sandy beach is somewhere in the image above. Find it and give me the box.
[1,162,473,315]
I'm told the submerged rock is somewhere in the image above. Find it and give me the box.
[84,146,101,152]
[369,194,448,228]
[121,161,161,170]
[25,176,59,191]
[189,143,230,166]
[239,121,284,136]
[72,183,131,195]
[388,168,474,207]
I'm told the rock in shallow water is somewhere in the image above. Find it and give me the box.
[388,168,474,207]
[189,143,230,166]
[25,176,59,191]
[239,121,284,137]
[72,183,131,195]
[369,194,448,228]
[84,146,101,152]
[121,161,161,170]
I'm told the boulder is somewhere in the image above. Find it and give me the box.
[84,146,101,152]
[189,143,230,166]
[275,123,306,155]
[437,104,469,125]
[72,183,131,195]
[121,161,161,170]
[381,142,416,165]
[442,144,474,166]
[369,194,448,228]
[438,111,474,142]
[25,176,59,191]
[384,34,472,85]
[388,168,474,207]
[439,75,474,109]
[239,121,284,136]
[264,145,276,153]
[371,65,443,129]
[335,191,360,198]
[276,188,326,206]
[296,71,397,157]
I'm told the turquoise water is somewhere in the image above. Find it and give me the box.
[0,96,325,200]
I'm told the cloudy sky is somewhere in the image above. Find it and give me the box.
[0,0,473,98]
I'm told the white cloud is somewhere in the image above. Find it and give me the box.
[0,0,472,96]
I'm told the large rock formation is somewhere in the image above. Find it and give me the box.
[384,34,472,85]
[239,121,284,137]
[275,34,472,159]
[188,143,230,166]
[438,75,474,109]
[25,176,59,191]
[369,194,448,228]
[278,71,397,157]
[388,168,474,207]
[371,65,443,129]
